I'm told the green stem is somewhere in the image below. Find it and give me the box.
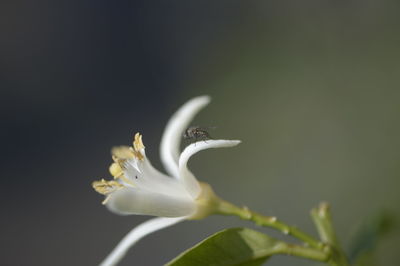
[216,199,321,249]
[198,184,348,265]
[273,242,329,262]
[311,202,349,266]
[311,202,338,245]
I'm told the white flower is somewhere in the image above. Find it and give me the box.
[92,96,241,266]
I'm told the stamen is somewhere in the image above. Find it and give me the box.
[109,163,123,177]
[111,146,137,170]
[133,133,144,150]
[92,179,124,195]
[132,133,145,160]
[102,195,112,205]
[111,146,135,160]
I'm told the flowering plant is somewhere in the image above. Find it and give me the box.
[92,96,387,266]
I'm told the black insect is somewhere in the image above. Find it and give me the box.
[183,126,213,143]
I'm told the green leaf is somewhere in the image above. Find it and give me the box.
[166,227,282,266]
[348,211,396,265]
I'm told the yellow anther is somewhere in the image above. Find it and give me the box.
[111,145,141,167]
[108,163,136,187]
[92,179,124,195]
[111,146,135,160]
[131,133,144,160]
[109,163,123,178]
[133,133,145,151]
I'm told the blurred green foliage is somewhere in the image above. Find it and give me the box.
[349,211,396,266]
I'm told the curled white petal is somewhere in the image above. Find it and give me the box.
[100,217,186,266]
[106,188,196,217]
[160,96,211,178]
[124,158,191,198]
[179,139,241,198]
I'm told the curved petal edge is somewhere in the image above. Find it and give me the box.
[100,217,186,266]
[160,96,211,178]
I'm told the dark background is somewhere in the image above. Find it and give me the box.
[2,1,400,265]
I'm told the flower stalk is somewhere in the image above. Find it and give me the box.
[214,198,321,249]
[200,192,350,265]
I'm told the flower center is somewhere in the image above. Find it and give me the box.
[92,133,146,203]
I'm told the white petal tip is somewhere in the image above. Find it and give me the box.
[197,95,211,101]
[181,139,242,160]
[192,139,241,149]
[228,140,241,145]
[190,95,211,106]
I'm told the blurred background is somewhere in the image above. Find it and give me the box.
[2,1,400,265]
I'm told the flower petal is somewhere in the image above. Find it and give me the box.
[178,139,241,198]
[106,187,196,217]
[160,96,211,178]
[123,158,191,198]
[100,216,186,266]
